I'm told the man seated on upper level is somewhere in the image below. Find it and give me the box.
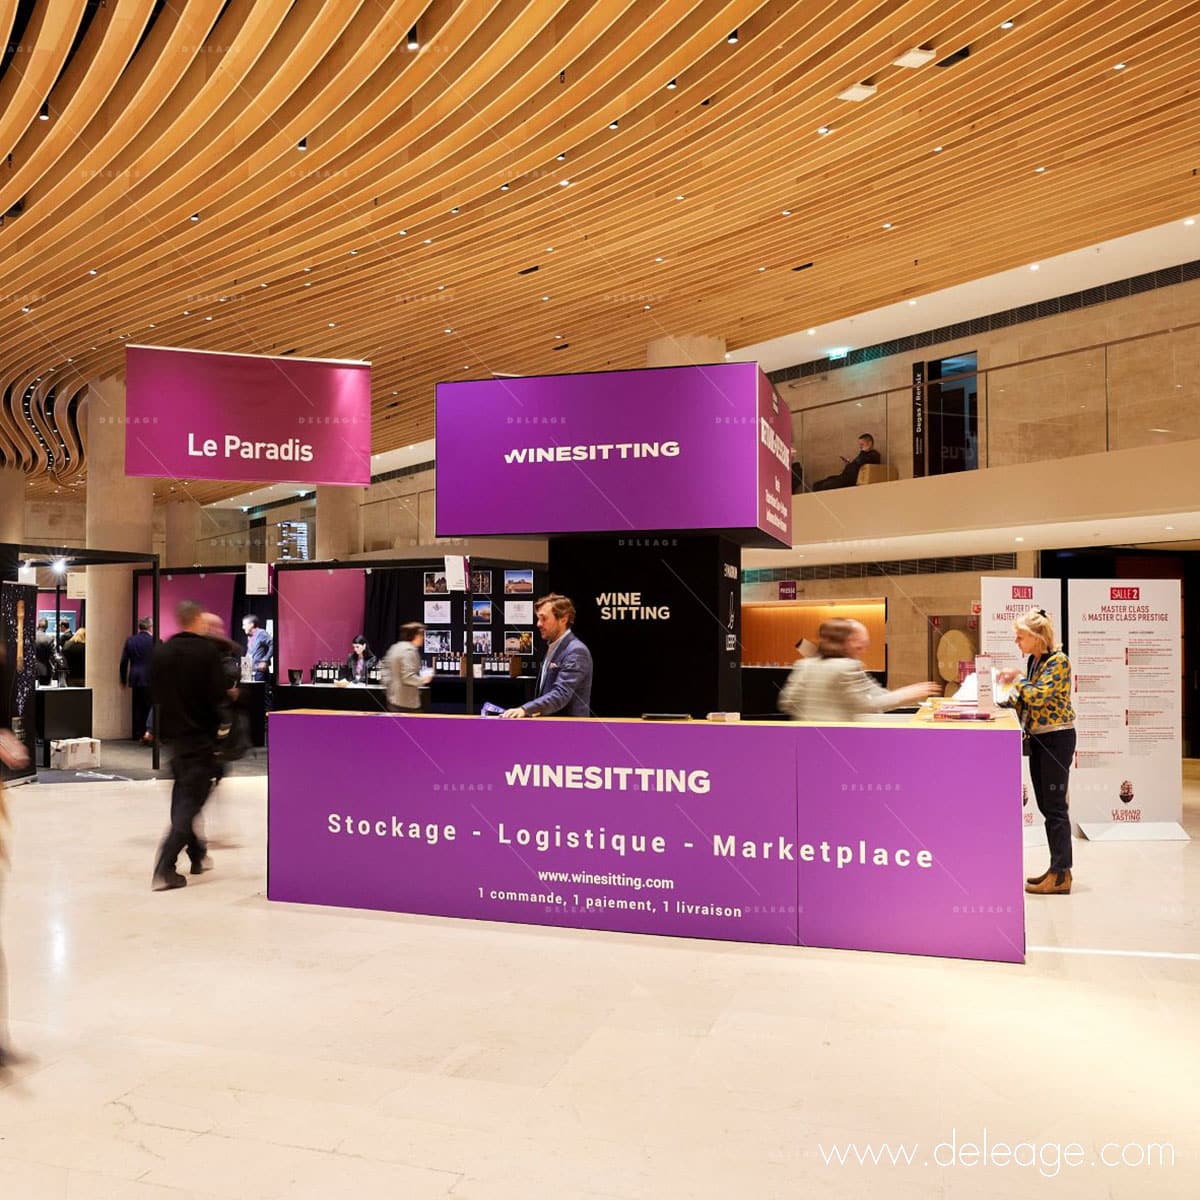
[811,433,881,491]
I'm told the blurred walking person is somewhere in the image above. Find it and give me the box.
[151,602,228,890]
[1,691,31,1069]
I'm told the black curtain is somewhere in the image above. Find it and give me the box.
[363,568,413,658]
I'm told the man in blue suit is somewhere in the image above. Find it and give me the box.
[120,617,155,742]
[502,593,593,718]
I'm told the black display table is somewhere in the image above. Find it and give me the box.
[239,681,267,747]
[272,676,537,716]
[35,685,93,768]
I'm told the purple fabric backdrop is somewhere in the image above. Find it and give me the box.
[125,345,371,485]
[275,567,365,677]
[136,573,237,640]
[268,714,1024,962]
[435,364,791,546]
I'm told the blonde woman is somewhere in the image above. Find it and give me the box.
[1,725,30,1070]
[997,609,1076,896]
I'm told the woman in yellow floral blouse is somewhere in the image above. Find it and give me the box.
[997,609,1076,895]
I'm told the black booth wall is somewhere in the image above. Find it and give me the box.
[1,582,38,783]
[548,535,741,719]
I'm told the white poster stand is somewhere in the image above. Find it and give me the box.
[245,561,270,596]
[1068,579,1186,841]
[979,577,1065,842]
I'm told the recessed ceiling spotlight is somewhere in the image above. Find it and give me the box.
[303,266,312,272]
[816,125,831,135]
[190,212,200,222]
[559,179,570,187]
[444,327,453,333]
[407,25,419,50]
[727,29,738,44]
[781,209,791,216]
[183,310,190,315]
[1014,536,1024,542]
[450,207,459,214]
[349,249,359,255]
[437,284,445,290]
[655,256,664,262]
[1029,263,1040,271]
[546,246,554,252]
[675,194,685,201]
[205,316,213,321]
[556,152,566,160]
[541,295,550,301]
[757,266,766,272]
[933,145,943,153]
[328,321,336,327]
[609,119,619,130]
[1184,218,1196,226]
[149,322,156,327]
[999,19,1015,30]
[1113,62,1126,70]
[304,282,312,287]
[399,228,408,235]
[88,268,97,275]
[21,305,29,313]
[881,222,893,229]
[1165,525,1175,530]
[39,101,50,121]
[807,328,816,335]
[643,304,651,310]
[298,137,308,151]
[1034,165,1046,173]
[666,78,677,90]
[907,299,917,306]
[500,183,509,191]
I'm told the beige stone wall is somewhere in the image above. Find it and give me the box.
[785,277,1200,481]
[24,498,87,548]
[742,553,1039,685]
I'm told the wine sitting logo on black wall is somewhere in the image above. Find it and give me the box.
[549,535,742,718]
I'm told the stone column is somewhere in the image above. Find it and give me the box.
[316,485,364,561]
[164,498,202,567]
[0,466,24,582]
[645,334,726,368]
[85,377,154,740]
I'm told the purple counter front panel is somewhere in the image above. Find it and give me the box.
[268,714,1024,962]
[269,714,801,945]
[435,363,791,547]
[125,345,371,486]
[796,726,1024,963]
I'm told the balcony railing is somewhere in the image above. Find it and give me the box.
[787,321,1200,485]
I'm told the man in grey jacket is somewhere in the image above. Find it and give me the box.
[384,623,433,712]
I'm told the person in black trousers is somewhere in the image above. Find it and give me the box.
[121,616,155,743]
[997,608,1077,896]
[151,601,229,891]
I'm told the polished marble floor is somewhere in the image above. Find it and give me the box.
[1,765,1197,1199]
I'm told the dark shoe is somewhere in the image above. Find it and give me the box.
[1026,869,1071,895]
[1026,869,1052,885]
[152,870,187,891]
[189,856,212,876]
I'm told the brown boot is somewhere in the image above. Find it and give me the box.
[1026,869,1071,895]
[1026,869,1052,885]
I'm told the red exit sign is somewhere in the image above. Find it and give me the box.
[1110,587,1140,600]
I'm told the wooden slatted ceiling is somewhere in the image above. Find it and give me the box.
[2,0,1198,506]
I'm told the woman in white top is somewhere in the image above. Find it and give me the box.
[779,619,939,722]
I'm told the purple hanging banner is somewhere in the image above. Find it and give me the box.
[124,345,371,485]
[435,364,792,547]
